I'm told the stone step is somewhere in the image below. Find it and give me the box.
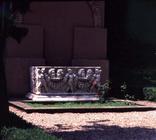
[26,93,100,102]
[35,92,98,96]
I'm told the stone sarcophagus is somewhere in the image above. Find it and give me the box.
[26,66,102,101]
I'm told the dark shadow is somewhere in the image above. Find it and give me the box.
[7,112,35,129]
[54,124,74,131]
[0,112,36,139]
[51,120,110,131]
[106,0,156,99]
[25,107,156,114]
[50,122,156,140]
[87,119,110,124]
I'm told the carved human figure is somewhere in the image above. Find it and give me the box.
[77,68,86,90]
[86,69,94,91]
[78,68,85,79]
[34,68,41,94]
[90,68,102,92]
[86,69,94,80]
[35,68,48,94]
[47,68,56,90]
[55,69,64,89]
[48,68,55,79]
[64,68,76,92]
[56,69,64,79]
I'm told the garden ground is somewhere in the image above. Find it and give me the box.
[9,101,156,140]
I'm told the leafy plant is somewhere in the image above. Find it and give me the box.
[143,87,156,101]
[98,80,111,103]
[120,82,127,97]
[124,94,135,101]
[1,127,62,140]
[120,82,136,100]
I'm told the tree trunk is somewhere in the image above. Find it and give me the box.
[0,38,9,128]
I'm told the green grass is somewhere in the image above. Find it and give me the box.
[26,101,137,108]
[1,127,61,140]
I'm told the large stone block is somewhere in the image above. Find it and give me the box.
[72,59,109,83]
[27,66,101,101]
[29,66,101,94]
[5,25,44,58]
[73,27,107,59]
[5,58,45,97]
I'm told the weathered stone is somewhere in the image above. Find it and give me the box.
[27,66,102,101]
[72,59,109,83]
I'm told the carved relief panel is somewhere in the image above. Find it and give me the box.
[30,66,102,95]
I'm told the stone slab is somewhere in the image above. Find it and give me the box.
[5,58,45,97]
[72,59,109,83]
[73,27,107,59]
[5,25,44,58]
[26,93,99,102]
[9,100,156,113]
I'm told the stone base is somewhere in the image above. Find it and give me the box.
[26,93,100,102]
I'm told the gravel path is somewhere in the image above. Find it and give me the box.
[9,106,156,140]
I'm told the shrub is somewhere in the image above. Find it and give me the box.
[120,82,127,97]
[124,94,136,101]
[1,127,62,140]
[143,87,156,101]
[120,82,136,100]
[98,80,111,103]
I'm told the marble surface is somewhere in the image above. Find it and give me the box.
[27,66,102,101]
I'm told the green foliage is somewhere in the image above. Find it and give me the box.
[120,82,136,100]
[1,127,62,140]
[124,94,135,101]
[143,87,156,101]
[98,80,111,103]
[120,82,127,96]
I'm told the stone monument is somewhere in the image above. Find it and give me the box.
[26,66,102,101]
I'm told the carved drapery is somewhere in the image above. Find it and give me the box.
[30,66,102,94]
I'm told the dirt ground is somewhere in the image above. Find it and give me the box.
[9,104,156,140]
